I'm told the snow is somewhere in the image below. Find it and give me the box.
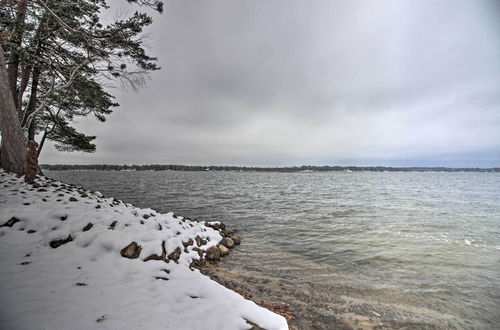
[0,170,288,330]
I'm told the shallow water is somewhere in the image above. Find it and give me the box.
[46,170,500,329]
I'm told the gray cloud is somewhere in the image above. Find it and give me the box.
[40,0,500,167]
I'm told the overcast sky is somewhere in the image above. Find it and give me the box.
[40,0,500,167]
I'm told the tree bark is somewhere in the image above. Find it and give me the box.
[37,124,50,157]
[17,64,32,116]
[0,46,26,174]
[21,64,40,127]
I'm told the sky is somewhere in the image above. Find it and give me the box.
[40,0,500,167]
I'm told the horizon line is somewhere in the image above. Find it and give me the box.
[40,164,500,171]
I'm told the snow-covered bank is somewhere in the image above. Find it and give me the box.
[0,170,288,330]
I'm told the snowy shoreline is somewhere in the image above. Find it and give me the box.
[0,170,288,330]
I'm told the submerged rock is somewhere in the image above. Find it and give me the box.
[120,242,142,259]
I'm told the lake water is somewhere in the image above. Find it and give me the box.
[46,170,500,329]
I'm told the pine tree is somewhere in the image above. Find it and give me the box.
[0,0,163,174]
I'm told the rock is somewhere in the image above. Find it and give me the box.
[144,240,167,262]
[232,236,242,245]
[221,229,233,237]
[220,237,235,249]
[50,235,73,248]
[109,221,117,229]
[143,214,150,219]
[167,247,181,262]
[96,315,106,323]
[195,235,207,246]
[69,197,78,202]
[1,217,20,228]
[82,223,93,231]
[218,244,229,256]
[95,204,101,209]
[205,222,226,231]
[155,276,169,281]
[206,246,221,260]
[182,239,194,248]
[60,215,68,221]
[190,259,204,268]
[120,242,142,259]
[143,254,163,262]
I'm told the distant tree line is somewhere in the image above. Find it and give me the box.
[39,164,500,172]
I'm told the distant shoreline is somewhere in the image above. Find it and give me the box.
[40,164,499,173]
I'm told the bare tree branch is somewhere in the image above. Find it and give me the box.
[23,57,90,129]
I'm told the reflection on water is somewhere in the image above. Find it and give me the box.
[46,170,500,329]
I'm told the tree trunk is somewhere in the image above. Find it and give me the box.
[37,124,50,157]
[0,46,26,174]
[21,65,40,127]
[38,108,60,158]
[28,117,36,140]
[7,0,29,113]
[17,64,32,116]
